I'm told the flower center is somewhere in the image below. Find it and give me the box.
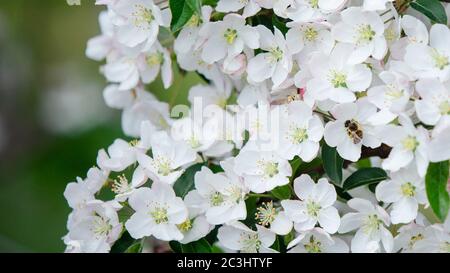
[150,207,169,224]
[224,28,238,45]
[210,191,224,206]
[152,155,172,176]
[178,219,193,232]
[345,120,363,144]
[132,4,154,28]
[304,26,318,42]
[330,71,348,88]
[188,136,201,149]
[146,52,164,67]
[289,126,308,144]
[91,215,112,237]
[304,236,322,253]
[385,85,404,99]
[431,49,449,70]
[269,47,284,63]
[306,200,322,217]
[357,24,376,44]
[401,182,416,197]
[111,174,132,195]
[309,0,319,8]
[258,160,279,179]
[362,214,382,235]
[439,100,450,115]
[239,233,261,253]
[401,136,419,151]
[187,14,201,27]
[255,201,277,227]
[408,233,424,249]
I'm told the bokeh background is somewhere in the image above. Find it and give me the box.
[0,0,200,252]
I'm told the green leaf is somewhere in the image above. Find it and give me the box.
[272,15,288,35]
[125,241,143,253]
[170,0,201,33]
[202,0,219,7]
[411,0,447,24]
[425,161,450,222]
[322,144,344,186]
[110,231,136,253]
[170,238,212,253]
[173,163,204,198]
[343,168,388,192]
[271,184,292,200]
[242,196,258,229]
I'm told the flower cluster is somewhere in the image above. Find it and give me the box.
[63,0,450,253]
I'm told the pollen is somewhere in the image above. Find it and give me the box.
[150,207,169,224]
[362,214,382,235]
[187,14,201,27]
[152,155,172,176]
[439,100,449,115]
[178,219,193,232]
[304,26,318,42]
[111,174,131,195]
[309,0,319,8]
[239,233,261,253]
[356,24,376,44]
[431,50,449,70]
[257,160,280,179]
[289,126,308,144]
[304,236,322,253]
[255,201,277,227]
[146,52,164,67]
[401,182,416,197]
[224,28,238,45]
[132,4,154,29]
[401,136,419,151]
[306,200,322,217]
[210,192,224,206]
[330,70,348,88]
[269,46,284,63]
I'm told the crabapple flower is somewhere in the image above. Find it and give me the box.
[287,228,349,253]
[414,225,450,253]
[65,201,122,253]
[405,24,450,82]
[414,78,449,126]
[125,182,188,240]
[324,100,381,162]
[217,222,277,253]
[174,5,213,54]
[247,26,293,87]
[307,43,373,103]
[376,165,427,224]
[281,174,340,234]
[278,101,324,161]
[97,139,138,172]
[339,198,393,253]
[137,131,197,185]
[254,201,293,235]
[185,162,248,225]
[378,115,429,176]
[234,149,292,193]
[367,70,412,125]
[332,7,387,64]
[201,14,259,64]
[112,0,164,49]
[286,22,335,58]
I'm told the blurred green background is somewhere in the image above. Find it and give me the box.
[0,0,199,252]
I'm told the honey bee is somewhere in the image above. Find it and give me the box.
[345,120,363,144]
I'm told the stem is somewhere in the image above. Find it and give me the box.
[248,193,273,199]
